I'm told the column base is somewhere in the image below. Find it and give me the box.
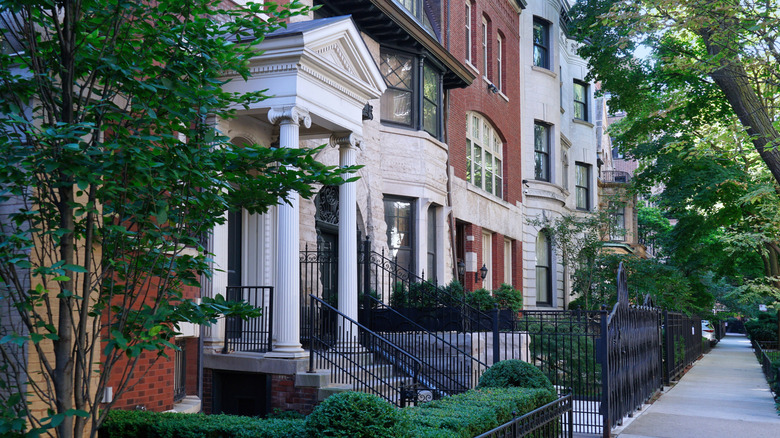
[265,349,310,359]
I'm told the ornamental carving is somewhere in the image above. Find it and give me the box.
[315,185,339,227]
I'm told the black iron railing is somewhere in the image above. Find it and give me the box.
[308,295,422,407]
[363,295,490,398]
[602,264,663,431]
[223,286,274,353]
[173,339,186,402]
[663,311,702,384]
[300,246,337,348]
[600,170,631,184]
[508,310,605,436]
[752,340,780,397]
[474,391,574,438]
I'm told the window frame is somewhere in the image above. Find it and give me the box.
[465,1,473,64]
[534,122,550,182]
[535,231,552,306]
[379,48,443,139]
[482,230,493,291]
[575,163,591,211]
[482,17,489,79]
[573,80,589,121]
[466,112,504,198]
[384,196,417,273]
[496,33,503,91]
[609,202,626,241]
[426,205,438,282]
[532,17,550,69]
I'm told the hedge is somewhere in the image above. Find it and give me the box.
[98,410,306,438]
[404,387,555,438]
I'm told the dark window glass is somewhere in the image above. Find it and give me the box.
[576,163,590,210]
[384,197,415,272]
[536,231,551,305]
[533,18,549,69]
[423,63,440,137]
[574,81,588,121]
[427,206,437,282]
[534,123,550,181]
[380,52,414,126]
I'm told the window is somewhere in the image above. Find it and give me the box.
[380,49,442,138]
[575,163,590,210]
[465,2,473,64]
[610,202,626,241]
[536,231,551,305]
[574,81,588,121]
[533,18,550,69]
[399,0,437,35]
[384,197,415,272]
[503,239,512,285]
[426,205,438,282]
[482,18,489,78]
[496,33,504,91]
[562,152,569,191]
[482,231,492,291]
[466,112,503,198]
[534,123,550,182]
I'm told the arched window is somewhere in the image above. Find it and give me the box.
[466,112,503,198]
[536,231,552,305]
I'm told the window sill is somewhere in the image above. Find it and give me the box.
[482,76,509,101]
[465,183,511,208]
[378,123,448,151]
[531,65,557,79]
[572,118,594,128]
[465,60,479,76]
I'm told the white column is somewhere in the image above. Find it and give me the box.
[330,133,361,332]
[266,106,310,358]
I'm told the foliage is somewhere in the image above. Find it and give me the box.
[304,392,409,438]
[528,212,608,310]
[492,284,524,312]
[404,387,554,438]
[0,1,357,437]
[477,360,556,398]
[745,312,779,343]
[464,288,494,311]
[525,320,601,396]
[389,281,439,308]
[570,253,713,315]
[569,0,780,319]
[99,410,306,438]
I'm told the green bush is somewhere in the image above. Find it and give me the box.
[99,410,306,438]
[404,387,553,438]
[304,391,409,438]
[477,360,556,399]
[745,312,778,343]
[493,284,523,312]
[465,288,494,310]
[390,281,439,308]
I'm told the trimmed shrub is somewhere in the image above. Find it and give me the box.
[477,360,556,399]
[304,391,409,438]
[493,284,523,312]
[99,410,306,438]
[465,288,494,310]
[745,312,778,343]
[404,387,553,438]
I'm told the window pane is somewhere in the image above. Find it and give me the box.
[485,152,493,193]
[385,199,414,269]
[495,158,502,198]
[424,100,438,136]
[472,115,480,138]
[536,267,548,303]
[380,89,412,125]
[536,233,549,267]
[534,124,548,152]
[535,152,548,181]
[380,53,413,90]
[533,22,546,46]
[573,83,585,101]
[574,102,585,120]
[576,165,587,186]
[474,145,483,187]
[466,139,472,183]
[576,187,587,209]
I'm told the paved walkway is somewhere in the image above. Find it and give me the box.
[615,333,780,438]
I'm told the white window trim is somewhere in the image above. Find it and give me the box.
[466,112,503,198]
[482,17,488,80]
[496,34,503,91]
[465,2,472,65]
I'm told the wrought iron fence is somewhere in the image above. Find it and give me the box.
[308,295,422,407]
[300,245,337,348]
[602,265,663,431]
[173,339,186,402]
[508,310,604,436]
[222,286,274,353]
[752,340,780,397]
[474,391,573,438]
[600,170,631,184]
[663,311,702,384]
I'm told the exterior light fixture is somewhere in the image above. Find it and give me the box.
[477,264,488,283]
[457,259,465,279]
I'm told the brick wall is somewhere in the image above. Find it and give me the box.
[270,375,318,415]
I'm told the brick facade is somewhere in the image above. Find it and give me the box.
[448,1,523,290]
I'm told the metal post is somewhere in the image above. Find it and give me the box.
[362,237,372,327]
[492,304,500,365]
[598,308,610,438]
[267,287,274,352]
[308,295,315,373]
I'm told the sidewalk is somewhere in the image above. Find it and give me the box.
[615,333,780,438]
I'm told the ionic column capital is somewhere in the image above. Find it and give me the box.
[329,132,362,150]
[268,106,312,128]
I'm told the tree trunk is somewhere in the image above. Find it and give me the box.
[700,29,780,187]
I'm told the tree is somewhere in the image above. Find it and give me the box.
[571,0,780,186]
[0,1,355,437]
